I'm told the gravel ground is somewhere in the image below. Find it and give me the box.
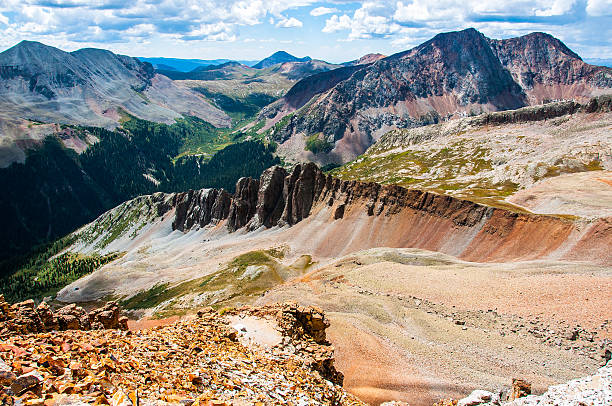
[259,248,612,406]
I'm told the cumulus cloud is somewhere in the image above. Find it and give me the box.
[0,0,314,46]
[586,0,612,16]
[323,2,401,40]
[323,0,611,47]
[0,0,609,59]
[276,16,303,28]
[322,14,352,32]
[310,6,339,16]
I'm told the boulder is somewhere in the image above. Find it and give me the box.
[57,304,88,330]
[9,300,43,334]
[36,302,58,331]
[88,302,128,330]
[10,371,42,396]
[0,358,16,387]
[510,379,531,400]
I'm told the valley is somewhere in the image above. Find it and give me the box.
[0,25,611,406]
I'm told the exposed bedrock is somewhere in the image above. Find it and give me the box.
[169,163,611,265]
[227,177,260,232]
[172,188,231,232]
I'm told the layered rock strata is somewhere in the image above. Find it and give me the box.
[169,162,611,265]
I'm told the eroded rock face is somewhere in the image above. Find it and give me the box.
[247,166,288,230]
[169,160,498,237]
[227,177,259,232]
[0,296,128,337]
[172,188,231,232]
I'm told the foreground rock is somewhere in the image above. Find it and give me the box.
[0,302,364,406]
[503,361,612,405]
[223,302,344,385]
[449,361,612,406]
[0,295,128,337]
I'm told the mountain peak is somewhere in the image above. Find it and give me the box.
[6,40,66,55]
[253,51,311,69]
[495,31,582,61]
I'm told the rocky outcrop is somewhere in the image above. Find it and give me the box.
[509,379,531,400]
[0,295,128,337]
[172,188,231,232]
[227,177,259,232]
[247,166,288,230]
[449,361,612,405]
[0,303,362,406]
[224,302,343,385]
[165,161,611,265]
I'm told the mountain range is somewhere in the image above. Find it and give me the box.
[0,40,230,167]
[137,56,258,71]
[259,28,612,164]
[1,26,612,406]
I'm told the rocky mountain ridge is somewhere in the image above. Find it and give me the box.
[72,162,611,267]
[0,40,230,166]
[330,95,612,211]
[262,28,612,164]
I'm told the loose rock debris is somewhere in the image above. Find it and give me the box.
[0,301,365,406]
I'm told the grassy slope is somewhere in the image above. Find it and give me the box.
[121,248,314,317]
[330,111,610,212]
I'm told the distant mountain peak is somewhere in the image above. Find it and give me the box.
[253,51,311,69]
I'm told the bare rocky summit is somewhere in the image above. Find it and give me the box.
[0,301,362,406]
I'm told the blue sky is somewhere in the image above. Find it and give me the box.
[0,1,610,62]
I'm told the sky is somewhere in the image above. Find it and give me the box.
[0,0,610,63]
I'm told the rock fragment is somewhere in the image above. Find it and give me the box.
[509,379,531,400]
[10,372,42,396]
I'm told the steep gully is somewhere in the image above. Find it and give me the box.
[160,163,611,266]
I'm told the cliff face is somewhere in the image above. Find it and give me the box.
[267,29,612,164]
[168,163,611,266]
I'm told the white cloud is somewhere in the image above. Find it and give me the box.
[586,0,612,16]
[0,0,315,45]
[310,6,339,16]
[276,16,303,28]
[534,0,576,16]
[0,0,609,60]
[323,2,401,40]
[322,14,352,32]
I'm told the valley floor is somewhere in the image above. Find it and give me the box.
[259,248,611,405]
